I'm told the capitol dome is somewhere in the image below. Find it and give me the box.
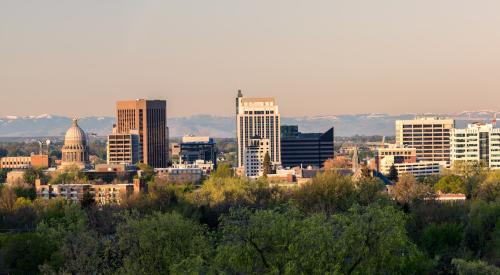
[64,118,87,145]
[60,118,89,170]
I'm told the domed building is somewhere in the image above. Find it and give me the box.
[60,118,89,170]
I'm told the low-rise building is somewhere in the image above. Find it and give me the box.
[244,137,270,178]
[173,160,214,176]
[35,178,143,205]
[0,155,49,169]
[379,155,445,177]
[376,146,417,171]
[155,167,203,184]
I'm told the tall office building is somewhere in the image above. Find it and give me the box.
[116,99,168,168]
[395,117,454,165]
[280,126,334,168]
[107,129,141,166]
[236,90,281,167]
[451,123,500,169]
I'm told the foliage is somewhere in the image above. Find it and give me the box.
[387,164,399,182]
[392,174,434,210]
[215,207,336,274]
[0,169,7,183]
[210,162,233,178]
[420,223,464,273]
[464,200,500,263]
[80,191,96,209]
[116,211,211,274]
[2,168,500,274]
[452,160,486,179]
[23,167,47,186]
[136,163,155,183]
[292,172,357,216]
[452,259,500,275]
[49,165,87,185]
[1,233,56,274]
[435,175,467,194]
[323,157,351,169]
[262,151,272,177]
[477,170,500,202]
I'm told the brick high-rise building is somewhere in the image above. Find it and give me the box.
[116,99,168,168]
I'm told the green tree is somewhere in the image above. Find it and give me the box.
[452,160,486,179]
[0,186,16,212]
[23,167,46,185]
[0,168,7,183]
[392,174,435,210]
[292,172,357,216]
[387,164,399,182]
[420,223,464,273]
[136,163,155,183]
[262,151,272,177]
[80,191,96,209]
[215,207,337,274]
[477,170,500,201]
[211,162,234,178]
[464,200,500,261]
[117,211,212,274]
[452,259,500,275]
[330,204,431,274]
[1,233,56,274]
[435,175,466,194]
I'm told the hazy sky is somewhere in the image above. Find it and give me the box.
[1,0,500,118]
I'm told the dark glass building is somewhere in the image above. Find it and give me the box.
[179,137,217,167]
[280,126,334,168]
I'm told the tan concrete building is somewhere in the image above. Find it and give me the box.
[155,168,203,184]
[35,178,143,205]
[244,137,271,178]
[0,155,49,169]
[395,117,454,165]
[236,90,280,168]
[116,99,168,168]
[107,129,141,165]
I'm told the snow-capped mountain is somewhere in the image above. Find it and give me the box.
[0,111,498,138]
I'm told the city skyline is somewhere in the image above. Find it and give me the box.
[3,1,500,117]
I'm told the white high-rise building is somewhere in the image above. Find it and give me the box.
[236,90,281,168]
[244,137,270,178]
[395,117,454,165]
[451,123,500,169]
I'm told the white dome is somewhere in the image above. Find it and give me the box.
[64,118,87,145]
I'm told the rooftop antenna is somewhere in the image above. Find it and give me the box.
[493,113,498,126]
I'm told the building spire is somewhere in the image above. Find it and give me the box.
[237,89,243,98]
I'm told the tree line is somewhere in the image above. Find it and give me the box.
[1,163,500,274]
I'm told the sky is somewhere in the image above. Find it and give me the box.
[1,0,500,118]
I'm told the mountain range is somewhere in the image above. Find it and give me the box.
[0,111,498,138]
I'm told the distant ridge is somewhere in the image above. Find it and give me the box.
[0,111,498,138]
